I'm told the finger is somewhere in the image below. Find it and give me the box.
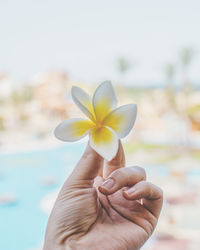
[99,166,146,194]
[123,181,163,217]
[103,140,125,178]
[94,176,104,188]
[69,142,104,183]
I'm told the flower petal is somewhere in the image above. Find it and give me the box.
[71,86,95,122]
[103,104,137,138]
[93,81,118,122]
[89,126,119,161]
[54,118,94,142]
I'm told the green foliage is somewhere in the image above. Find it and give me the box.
[187,104,200,115]
[118,57,131,73]
[124,142,140,153]
[165,64,175,83]
[124,142,167,154]
[10,86,33,105]
[192,150,200,161]
[180,48,194,69]
[0,116,5,131]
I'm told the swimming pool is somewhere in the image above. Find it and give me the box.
[0,143,85,250]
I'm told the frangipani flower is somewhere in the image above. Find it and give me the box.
[54,81,137,161]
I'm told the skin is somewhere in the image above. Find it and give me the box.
[44,141,163,250]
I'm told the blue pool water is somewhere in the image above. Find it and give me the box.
[0,143,85,250]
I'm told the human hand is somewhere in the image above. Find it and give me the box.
[43,142,163,250]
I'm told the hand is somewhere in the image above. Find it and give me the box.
[43,142,163,250]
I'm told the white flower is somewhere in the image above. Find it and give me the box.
[54,81,137,161]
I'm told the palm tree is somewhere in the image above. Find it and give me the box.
[165,63,175,86]
[179,48,194,150]
[117,57,132,84]
[180,48,194,94]
[165,63,176,109]
[117,57,132,94]
[118,57,131,74]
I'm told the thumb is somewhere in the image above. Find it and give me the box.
[68,142,104,184]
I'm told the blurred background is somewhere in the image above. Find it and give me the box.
[0,1,200,249]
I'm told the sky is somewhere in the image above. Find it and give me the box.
[0,0,200,87]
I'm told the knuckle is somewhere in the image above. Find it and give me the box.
[130,166,146,180]
[147,182,164,199]
[138,180,147,186]
[82,152,91,161]
[111,168,127,181]
[112,168,122,177]
[82,149,100,163]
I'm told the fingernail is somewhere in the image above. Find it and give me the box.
[101,178,115,189]
[124,187,136,196]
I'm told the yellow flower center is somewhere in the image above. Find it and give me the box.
[96,121,103,129]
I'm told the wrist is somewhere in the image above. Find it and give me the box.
[43,239,66,250]
[43,239,88,250]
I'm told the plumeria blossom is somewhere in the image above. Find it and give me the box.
[54,81,137,161]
